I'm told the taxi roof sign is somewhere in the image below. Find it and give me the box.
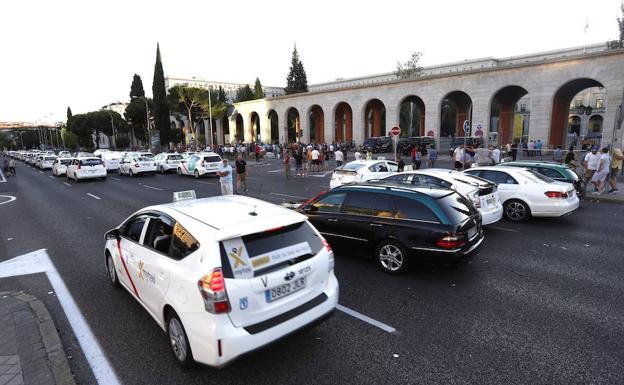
[173,190,197,202]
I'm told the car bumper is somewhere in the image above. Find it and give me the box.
[480,203,504,225]
[409,234,484,263]
[77,171,107,179]
[532,197,580,217]
[133,166,157,174]
[182,273,338,367]
[162,164,179,171]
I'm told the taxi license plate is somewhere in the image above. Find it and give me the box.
[265,277,306,302]
[467,226,478,240]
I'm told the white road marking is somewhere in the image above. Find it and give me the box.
[86,193,102,200]
[0,195,17,205]
[336,304,397,334]
[48,175,54,179]
[269,192,307,200]
[143,185,164,191]
[308,171,333,178]
[267,169,283,173]
[195,180,216,185]
[110,177,121,181]
[0,249,121,385]
[487,226,518,233]
[63,182,71,187]
[0,169,5,183]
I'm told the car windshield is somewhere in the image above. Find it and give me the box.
[140,153,154,158]
[523,169,555,183]
[80,159,102,166]
[45,157,56,161]
[168,155,182,160]
[437,192,479,224]
[137,157,151,162]
[341,163,366,171]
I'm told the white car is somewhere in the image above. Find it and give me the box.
[329,160,398,189]
[155,153,183,173]
[379,169,504,225]
[33,155,45,168]
[118,156,157,177]
[101,152,122,171]
[103,193,338,368]
[38,155,58,170]
[463,166,579,222]
[52,158,72,176]
[177,152,222,178]
[130,151,155,159]
[66,157,107,182]
[58,151,71,158]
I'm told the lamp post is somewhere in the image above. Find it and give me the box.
[208,86,213,148]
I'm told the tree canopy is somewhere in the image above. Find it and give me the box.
[254,78,264,99]
[67,110,127,149]
[66,106,72,122]
[130,74,145,98]
[152,43,171,146]
[235,84,254,102]
[284,45,308,94]
[395,51,423,79]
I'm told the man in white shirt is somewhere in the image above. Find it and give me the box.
[217,159,233,195]
[492,146,501,164]
[453,145,464,170]
[591,148,611,194]
[334,149,344,167]
[311,148,320,171]
[354,151,362,161]
[583,146,601,183]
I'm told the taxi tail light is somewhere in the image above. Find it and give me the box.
[471,192,481,208]
[545,191,567,199]
[197,268,230,314]
[135,163,140,168]
[76,163,81,170]
[436,233,466,249]
[322,238,335,272]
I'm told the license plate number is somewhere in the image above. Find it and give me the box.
[265,277,306,302]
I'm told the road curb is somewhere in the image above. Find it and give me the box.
[582,195,624,204]
[0,291,76,385]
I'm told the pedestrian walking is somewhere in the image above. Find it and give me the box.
[427,146,438,168]
[591,148,611,195]
[453,144,464,170]
[366,150,372,161]
[235,154,248,194]
[293,148,304,177]
[492,146,501,164]
[583,146,600,185]
[397,157,405,172]
[354,151,362,161]
[8,157,16,176]
[311,147,320,172]
[608,142,623,194]
[283,149,291,178]
[413,147,422,169]
[335,149,344,167]
[217,159,234,195]
[536,139,543,156]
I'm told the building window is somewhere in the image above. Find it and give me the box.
[520,104,527,112]
[596,99,604,109]
[574,99,582,108]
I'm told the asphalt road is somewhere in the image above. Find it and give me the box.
[1,158,624,385]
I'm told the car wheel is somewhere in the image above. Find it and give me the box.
[167,312,195,368]
[129,169,134,177]
[177,168,182,176]
[375,239,409,274]
[504,199,530,222]
[106,252,120,288]
[194,170,200,179]
[74,174,79,183]
[160,166,165,174]
[151,172,156,176]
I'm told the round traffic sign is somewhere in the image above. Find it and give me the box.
[475,129,483,137]
[389,126,400,137]
[427,130,434,137]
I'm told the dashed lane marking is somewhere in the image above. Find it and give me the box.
[0,169,5,183]
[336,304,397,334]
[195,180,216,185]
[487,226,519,233]
[267,169,283,173]
[110,177,121,181]
[39,171,44,174]
[142,185,164,191]
[63,182,71,187]
[0,195,16,205]
[86,193,101,200]
[48,175,54,178]
[269,192,307,200]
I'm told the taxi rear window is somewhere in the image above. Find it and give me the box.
[80,159,103,166]
[220,221,323,279]
[204,156,221,163]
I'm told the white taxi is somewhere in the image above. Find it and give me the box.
[118,156,157,177]
[379,169,504,225]
[177,152,222,178]
[155,153,183,173]
[66,157,107,182]
[329,159,398,189]
[103,192,338,368]
[38,155,57,170]
[52,158,72,176]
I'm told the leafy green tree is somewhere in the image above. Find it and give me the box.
[254,78,264,99]
[168,85,211,145]
[68,111,127,149]
[152,44,172,146]
[130,74,145,98]
[395,51,423,79]
[235,84,254,102]
[217,86,228,103]
[61,128,78,150]
[285,45,308,94]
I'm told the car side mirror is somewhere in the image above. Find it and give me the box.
[302,204,317,213]
[105,228,120,241]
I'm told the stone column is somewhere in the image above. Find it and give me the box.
[424,101,440,149]
[471,98,489,145]
[352,105,364,146]
[215,119,224,145]
[301,108,310,143]
[529,90,552,146]
[601,88,623,148]
[324,107,335,144]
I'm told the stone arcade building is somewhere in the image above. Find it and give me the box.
[203,43,624,149]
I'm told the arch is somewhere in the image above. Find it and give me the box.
[364,99,386,138]
[334,102,353,143]
[250,112,260,142]
[489,85,529,146]
[568,115,581,136]
[550,78,605,147]
[235,113,244,142]
[268,110,279,144]
[440,91,472,137]
[286,107,300,143]
[588,114,604,139]
[308,105,325,144]
[399,95,425,137]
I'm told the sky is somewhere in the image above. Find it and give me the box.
[0,0,622,124]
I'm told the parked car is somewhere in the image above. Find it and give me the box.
[52,158,72,176]
[298,183,483,274]
[498,160,586,197]
[118,156,157,177]
[66,157,107,182]
[377,169,503,225]
[177,152,222,178]
[362,136,392,153]
[103,194,338,367]
[38,155,57,170]
[330,160,398,189]
[155,153,183,173]
[101,152,122,172]
[463,166,579,222]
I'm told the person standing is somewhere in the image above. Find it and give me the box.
[8,157,16,176]
[293,147,303,177]
[235,154,248,194]
[413,147,422,169]
[366,150,372,161]
[217,159,234,195]
[528,140,535,158]
[428,146,438,168]
[511,141,519,161]
[311,147,320,172]
[354,150,362,161]
[254,143,261,163]
[583,146,600,184]
[535,139,543,156]
[553,146,564,163]
[283,149,291,178]
[608,142,624,194]
[453,144,464,170]
[335,148,344,167]
[492,146,501,164]
[591,148,611,195]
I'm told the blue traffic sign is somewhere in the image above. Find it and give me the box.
[463,120,471,134]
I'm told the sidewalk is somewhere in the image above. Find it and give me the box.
[0,292,75,385]
[583,182,624,204]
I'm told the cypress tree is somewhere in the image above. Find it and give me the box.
[152,43,171,146]
[217,86,228,104]
[130,74,145,98]
[253,78,264,99]
[66,106,72,122]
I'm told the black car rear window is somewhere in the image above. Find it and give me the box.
[437,193,478,225]
[80,159,102,166]
[204,156,221,163]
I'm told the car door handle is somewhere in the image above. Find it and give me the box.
[327,218,338,222]
[369,223,383,227]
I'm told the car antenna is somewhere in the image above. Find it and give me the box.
[249,205,258,216]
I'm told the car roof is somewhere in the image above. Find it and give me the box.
[337,182,454,199]
[466,165,527,174]
[395,168,492,185]
[75,157,101,160]
[150,195,307,241]
[196,152,220,156]
[502,161,566,168]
